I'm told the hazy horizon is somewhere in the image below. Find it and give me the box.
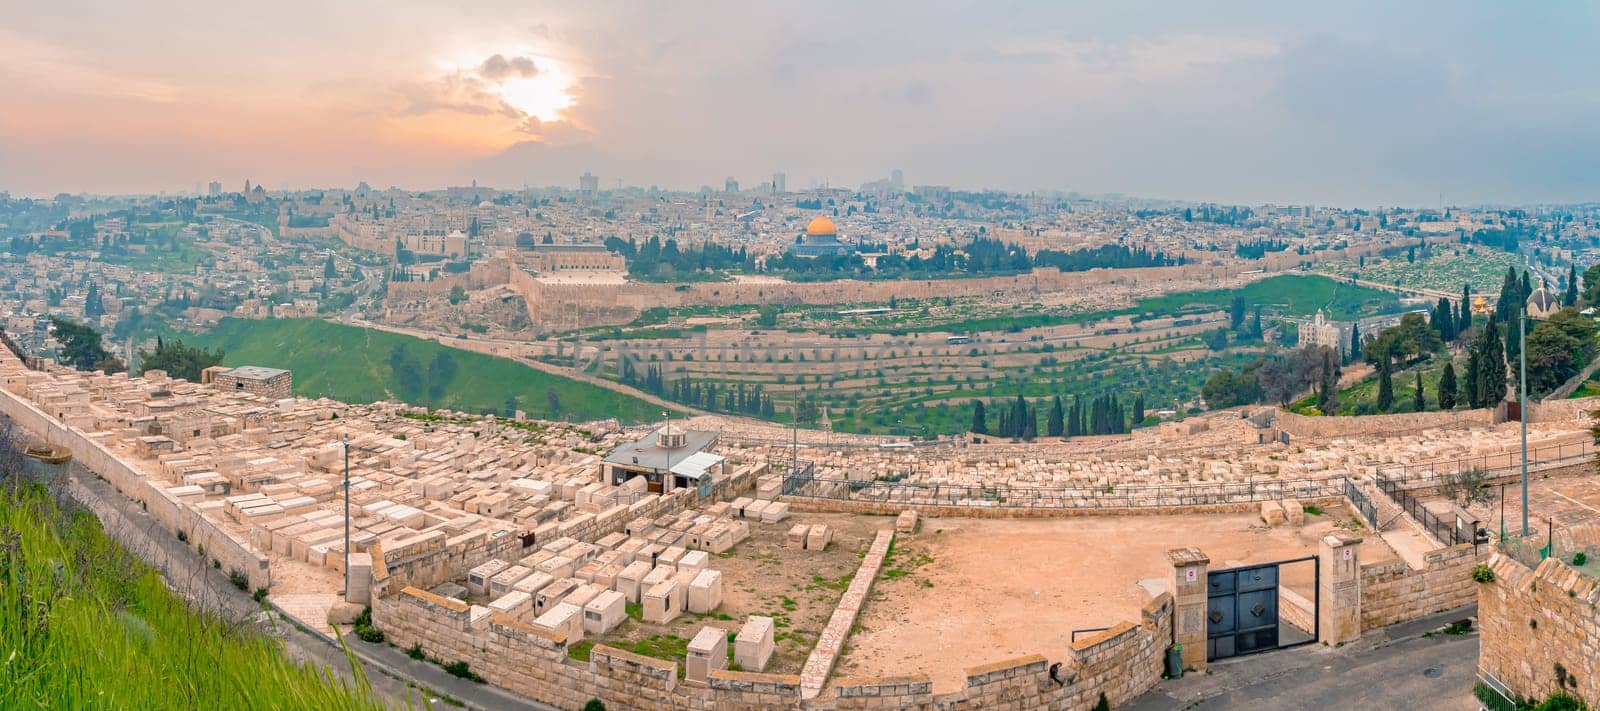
[3,1,1597,207]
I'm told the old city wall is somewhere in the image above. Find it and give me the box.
[1529,396,1600,423]
[1275,407,1494,439]
[373,584,1174,711]
[514,263,1246,332]
[1358,542,1483,630]
[1479,554,1600,706]
[0,381,271,590]
[387,258,514,300]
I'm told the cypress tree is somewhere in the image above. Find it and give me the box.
[1478,317,1507,406]
[1466,349,1484,408]
[1347,323,1361,364]
[1132,394,1145,426]
[1458,284,1473,335]
[1413,371,1425,412]
[1438,363,1457,410]
[1047,396,1065,437]
[1565,264,1579,307]
[1376,358,1394,412]
[970,400,987,434]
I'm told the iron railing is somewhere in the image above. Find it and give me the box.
[1345,477,1377,528]
[1375,475,1475,546]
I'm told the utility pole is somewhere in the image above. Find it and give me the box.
[1520,312,1529,537]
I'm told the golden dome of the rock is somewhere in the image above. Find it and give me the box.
[804,216,837,236]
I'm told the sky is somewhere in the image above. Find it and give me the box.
[1,1,1597,206]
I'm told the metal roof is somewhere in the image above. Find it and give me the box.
[668,452,725,481]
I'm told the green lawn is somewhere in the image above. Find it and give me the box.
[1134,274,1403,321]
[0,478,394,710]
[189,318,673,424]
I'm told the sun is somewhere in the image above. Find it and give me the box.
[495,59,574,123]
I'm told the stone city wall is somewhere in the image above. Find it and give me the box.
[1275,407,1494,440]
[372,582,1175,710]
[386,258,514,300]
[782,494,1350,520]
[1528,396,1600,423]
[1478,553,1600,707]
[0,379,271,590]
[1358,542,1483,630]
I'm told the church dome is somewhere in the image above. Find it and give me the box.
[1528,287,1557,313]
[805,216,837,236]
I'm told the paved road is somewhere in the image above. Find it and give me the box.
[1127,607,1481,710]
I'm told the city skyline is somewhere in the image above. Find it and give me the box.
[2,1,1597,206]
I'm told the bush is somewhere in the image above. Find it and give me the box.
[1471,564,1496,583]
[176,530,187,543]
[1574,552,1588,567]
[583,700,606,711]
[228,570,249,591]
[406,643,426,661]
[354,625,384,644]
[443,661,484,683]
[1093,693,1111,711]
[252,588,269,603]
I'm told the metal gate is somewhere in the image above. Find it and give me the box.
[1206,556,1319,661]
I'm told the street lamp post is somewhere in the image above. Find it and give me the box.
[342,435,351,595]
[1520,312,1529,537]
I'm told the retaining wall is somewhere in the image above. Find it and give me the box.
[1358,542,1483,629]
[1276,408,1493,439]
[1479,554,1600,706]
[0,376,270,590]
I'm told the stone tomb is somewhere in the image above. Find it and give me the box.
[686,625,729,683]
[735,615,775,672]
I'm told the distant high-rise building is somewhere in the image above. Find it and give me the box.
[890,169,904,192]
[207,180,222,196]
[579,171,600,195]
[772,172,787,194]
[725,177,740,193]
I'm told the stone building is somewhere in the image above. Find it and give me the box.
[603,424,723,495]
[203,365,292,399]
[787,217,855,258]
[523,244,627,274]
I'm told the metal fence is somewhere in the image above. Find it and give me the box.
[1375,475,1476,546]
[1345,478,1377,528]
[1381,440,1594,483]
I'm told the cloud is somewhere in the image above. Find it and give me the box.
[478,53,540,81]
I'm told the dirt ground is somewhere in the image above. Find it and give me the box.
[582,512,890,674]
[1465,471,1600,533]
[836,511,1396,692]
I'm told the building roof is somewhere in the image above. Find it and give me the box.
[223,366,290,381]
[805,216,837,236]
[1528,287,1557,312]
[669,451,725,481]
[603,427,718,472]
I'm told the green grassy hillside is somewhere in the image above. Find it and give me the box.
[0,479,394,709]
[1135,273,1403,321]
[191,318,670,424]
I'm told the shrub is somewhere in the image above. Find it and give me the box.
[252,588,269,603]
[406,643,426,661]
[354,625,384,644]
[228,570,249,591]
[176,530,187,543]
[1471,564,1496,583]
[443,661,484,683]
[583,699,606,711]
[1574,552,1588,567]
[1092,693,1110,711]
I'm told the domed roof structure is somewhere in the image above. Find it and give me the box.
[1528,287,1558,316]
[805,216,837,236]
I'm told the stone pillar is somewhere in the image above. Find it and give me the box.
[1168,547,1210,672]
[345,552,372,604]
[1317,532,1363,645]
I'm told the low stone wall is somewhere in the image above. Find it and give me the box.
[0,379,270,590]
[1358,542,1483,630]
[782,494,1349,519]
[800,530,894,697]
[1276,407,1493,440]
[1528,396,1600,423]
[372,583,1175,710]
[1479,554,1600,706]
[1280,587,1315,635]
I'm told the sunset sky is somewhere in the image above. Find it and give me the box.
[2,1,1597,205]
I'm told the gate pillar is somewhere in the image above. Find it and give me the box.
[1167,547,1210,672]
[1317,532,1363,645]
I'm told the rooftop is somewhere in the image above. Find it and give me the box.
[603,427,718,472]
[223,365,291,381]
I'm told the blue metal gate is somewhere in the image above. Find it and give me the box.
[1207,556,1319,661]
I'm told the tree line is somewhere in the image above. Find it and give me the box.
[970,392,1146,440]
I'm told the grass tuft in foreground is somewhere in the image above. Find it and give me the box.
[0,477,412,710]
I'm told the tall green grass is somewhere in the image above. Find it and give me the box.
[0,479,407,710]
